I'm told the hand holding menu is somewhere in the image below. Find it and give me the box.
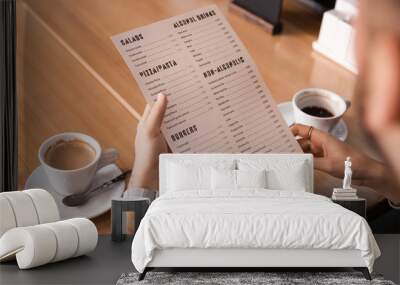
[111,5,301,153]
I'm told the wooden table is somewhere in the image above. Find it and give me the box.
[16,0,381,234]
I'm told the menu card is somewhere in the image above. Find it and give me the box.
[111,5,301,153]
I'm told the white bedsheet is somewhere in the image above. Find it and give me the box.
[131,190,380,272]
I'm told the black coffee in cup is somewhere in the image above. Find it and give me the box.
[301,106,334,118]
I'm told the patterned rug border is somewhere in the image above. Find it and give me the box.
[117,271,395,285]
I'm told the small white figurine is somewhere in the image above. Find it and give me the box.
[332,157,358,199]
[343,157,352,190]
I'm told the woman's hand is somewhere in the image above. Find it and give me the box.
[129,93,168,190]
[290,124,389,191]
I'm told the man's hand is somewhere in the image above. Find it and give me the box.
[129,93,168,190]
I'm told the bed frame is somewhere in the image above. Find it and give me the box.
[138,154,371,280]
[140,248,371,280]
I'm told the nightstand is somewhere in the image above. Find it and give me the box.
[332,198,367,219]
[111,197,150,242]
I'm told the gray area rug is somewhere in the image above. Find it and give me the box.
[117,272,395,285]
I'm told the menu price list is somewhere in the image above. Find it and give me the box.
[112,5,301,154]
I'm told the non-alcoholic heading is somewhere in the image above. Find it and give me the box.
[203,57,245,78]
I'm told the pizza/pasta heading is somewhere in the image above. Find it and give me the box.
[139,60,178,78]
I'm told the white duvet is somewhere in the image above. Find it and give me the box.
[131,190,380,272]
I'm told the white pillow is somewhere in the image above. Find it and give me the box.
[236,169,267,188]
[238,159,308,191]
[167,163,210,191]
[211,169,267,190]
[211,168,236,190]
[167,159,235,192]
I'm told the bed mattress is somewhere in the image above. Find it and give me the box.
[131,190,380,272]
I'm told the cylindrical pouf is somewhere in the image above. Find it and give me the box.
[0,192,39,227]
[64,218,98,257]
[24,189,60,224]
[42,221,79,262]
[0,218,98,269]
[0,226,57,269]
[0,196,17,237]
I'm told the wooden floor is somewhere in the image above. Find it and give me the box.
[16,0,381,233]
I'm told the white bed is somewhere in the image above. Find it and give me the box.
[131,154,380,280]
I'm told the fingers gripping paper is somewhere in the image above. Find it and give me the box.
[111,5,301,154]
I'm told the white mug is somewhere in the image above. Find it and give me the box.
[38,132,119,196]
[292,88,351,132]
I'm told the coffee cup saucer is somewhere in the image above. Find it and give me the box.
[25,164,125,219]
[278,101,348,141]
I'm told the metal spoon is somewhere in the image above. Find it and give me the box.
[62,170,131,207]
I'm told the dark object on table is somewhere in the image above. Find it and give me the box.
[112,197,150,242]
[312,0,336,9]
[0,0,18,193]
[229,0,336,35]
[297,0,336,12]
[332,198,366,219]
[230,0,283,34]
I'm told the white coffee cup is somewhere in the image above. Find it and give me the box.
[292,88,351,132]
[38,132,119,196]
